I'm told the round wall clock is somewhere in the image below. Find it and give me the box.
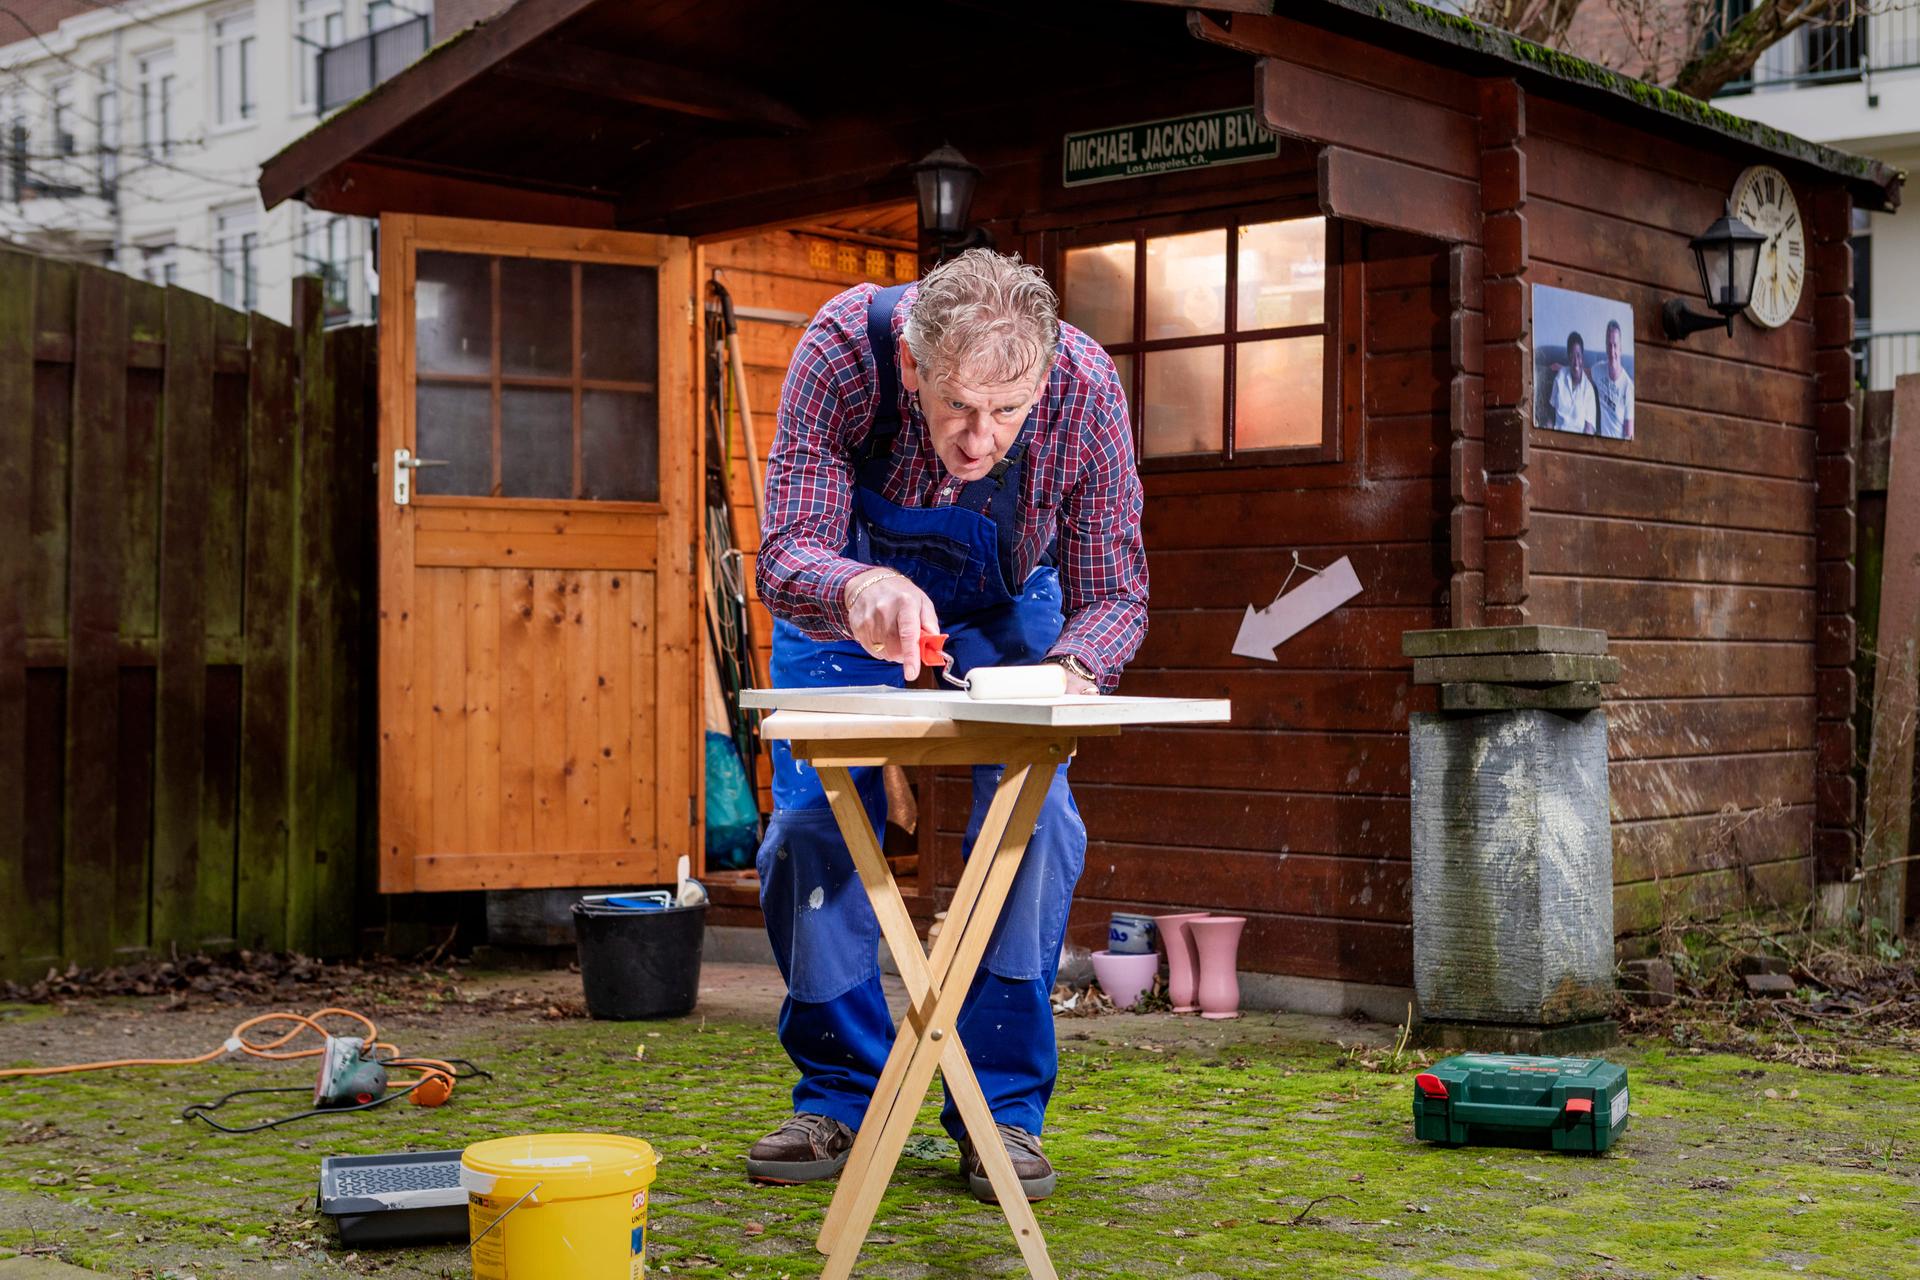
[1731,164,1804,329]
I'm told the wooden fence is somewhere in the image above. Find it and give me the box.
[0,249,378,980]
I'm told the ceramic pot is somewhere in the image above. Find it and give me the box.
[1108,912,1157,955]
[1088,949,1160,1010]
[1153,912,1212,1013]
[1189,916,1246,1020]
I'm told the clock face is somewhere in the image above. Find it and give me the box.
[1732,165,1804,329]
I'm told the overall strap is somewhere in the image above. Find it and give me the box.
[859,283,914,473]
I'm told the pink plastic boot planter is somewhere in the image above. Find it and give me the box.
[1189,915,1247,1020]
[1153,912,1212,1012]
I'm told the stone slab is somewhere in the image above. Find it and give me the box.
[1401,625,1609,658]
[1414,653,1621,686]
[1439,681,1604,711]
[1414,1017,1620,1055]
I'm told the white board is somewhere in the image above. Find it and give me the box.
[739,685,1232,728]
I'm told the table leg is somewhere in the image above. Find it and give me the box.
[809,750,1061,1280]
[814,753,1042,1249]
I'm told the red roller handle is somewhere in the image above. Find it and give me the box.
[919,633,950,668]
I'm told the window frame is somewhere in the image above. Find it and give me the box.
[294,0,347,114]
[92,62,117,196]
[212,9,258,127]
[214,202,259,312]
[48,77,75,157]
[136,49,176,157]
[1054,198,1346,471]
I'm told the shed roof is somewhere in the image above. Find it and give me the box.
[258,0,1903,225]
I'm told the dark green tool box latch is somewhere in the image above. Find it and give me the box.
[1411,1054,1629,1154]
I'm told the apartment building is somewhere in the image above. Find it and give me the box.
[1712,2,1919,390]
[0,0,433,325]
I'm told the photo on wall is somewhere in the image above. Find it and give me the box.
[1532,283,1635,440]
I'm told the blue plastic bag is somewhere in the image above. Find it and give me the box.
[705,731,761,871]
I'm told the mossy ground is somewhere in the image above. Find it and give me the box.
[1,968,1916,1279]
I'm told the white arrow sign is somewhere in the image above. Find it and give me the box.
[1232,555,1363,661]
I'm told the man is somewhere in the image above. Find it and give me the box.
[747,249,1147,1203]
[1595,319,1634,441]
[1548,330,1597,434]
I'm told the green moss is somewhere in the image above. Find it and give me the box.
[0,1002,1916,1277]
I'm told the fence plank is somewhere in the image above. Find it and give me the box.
[0,252,33,976]
[121,282,166,642]
[63,267,130,967]
[152,287,215,948]
[287,281,331,954]
[236,313,297,949]
[317,323,372,942]
[204,305,252,945]
[27,259,75,642]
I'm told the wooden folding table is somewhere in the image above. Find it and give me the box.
[741,687,1232,1279]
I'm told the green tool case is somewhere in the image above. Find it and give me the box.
[1411,1054,1629,1154]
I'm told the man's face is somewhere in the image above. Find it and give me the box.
[900,342,1045,482]
[1606,328,1622,370]
[1567,343,1585,382]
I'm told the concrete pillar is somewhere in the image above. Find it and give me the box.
[1403,626,1619,1053]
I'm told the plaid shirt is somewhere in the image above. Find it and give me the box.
[758,282,1147,691]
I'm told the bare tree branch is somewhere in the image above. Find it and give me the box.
[1460,0,1590,45]
[1673,0,1850,98]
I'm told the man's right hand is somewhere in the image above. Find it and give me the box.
[845,568,941,680]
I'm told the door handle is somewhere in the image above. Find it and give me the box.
[391,447,448,506]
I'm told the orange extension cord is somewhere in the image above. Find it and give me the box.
[0,1007,457,1105]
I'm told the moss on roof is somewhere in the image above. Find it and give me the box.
[1332,0,1904,209]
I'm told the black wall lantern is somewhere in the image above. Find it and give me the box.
[910,144,992,258]
[1662,209,1767,340]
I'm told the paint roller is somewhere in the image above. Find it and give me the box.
[917,634,1069,701]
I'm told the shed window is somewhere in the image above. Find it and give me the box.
[1061,213,1335,464]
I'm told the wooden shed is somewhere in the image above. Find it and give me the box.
[259,0,1903,1008]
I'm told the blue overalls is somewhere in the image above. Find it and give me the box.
[756,284,1087,1141]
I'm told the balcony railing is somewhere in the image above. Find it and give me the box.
[317,13,431,115]
[1854,330,1920,392]
[1722,2,1920,92]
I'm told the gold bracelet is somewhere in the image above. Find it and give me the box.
[843,570,901,615]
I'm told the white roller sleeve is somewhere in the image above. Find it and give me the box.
[965,664,1068,701]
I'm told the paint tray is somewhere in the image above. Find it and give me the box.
[318,1149,469,1246]
[1411,1054,1629,1154]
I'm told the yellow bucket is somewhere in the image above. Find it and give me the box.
[461,1133,659,1280]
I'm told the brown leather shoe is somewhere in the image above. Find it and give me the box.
[745,1113,855,1184]
[957,1123,1057,1202]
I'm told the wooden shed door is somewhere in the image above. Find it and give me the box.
[376,215,699,892]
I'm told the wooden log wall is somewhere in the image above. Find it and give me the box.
[0,249,376,979]
[1515,96,1828,934]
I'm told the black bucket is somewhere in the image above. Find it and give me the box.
[572,897,707,1020]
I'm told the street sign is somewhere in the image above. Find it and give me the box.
[1063,107,1279,187]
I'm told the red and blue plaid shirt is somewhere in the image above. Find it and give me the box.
[758,282,1147,690]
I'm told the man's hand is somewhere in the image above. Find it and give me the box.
[844,568,941,679]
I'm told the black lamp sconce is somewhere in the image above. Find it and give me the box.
[1662,207,1767,340]
[910,144,994,260]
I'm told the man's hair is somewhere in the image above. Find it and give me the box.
[903,248,1060,388]
[1566,330,1585,355]
[1605,319,1622,343]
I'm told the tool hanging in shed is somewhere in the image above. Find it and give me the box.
[704,274,767,864]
